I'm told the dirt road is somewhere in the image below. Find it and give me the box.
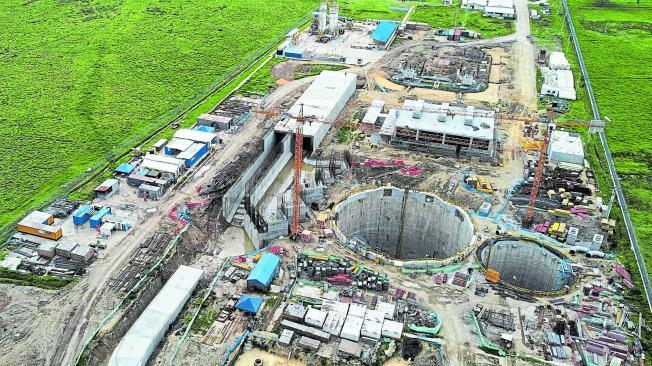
[511,0,538,112]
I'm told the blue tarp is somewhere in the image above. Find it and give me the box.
[371,21,398,44]
[115,163,136,175]
[193,125,215,133]
[246,253,280,291]
[235,295,263,313]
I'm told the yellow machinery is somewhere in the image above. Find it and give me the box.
[465,175,494,194]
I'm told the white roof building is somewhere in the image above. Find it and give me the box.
[166,138,194,152]
[322,311,346,336]
[541,68,576,100]
[547,130,585,165]
[109,265,204,366]
[381,320,404,340]
[341,315,364,342]
[173,129,216,145]
[143,154,185,167]
[461,0,488,10]
[276,71,357,152]
[287,70,357,122]
[140,159,181,176]
[375,302,396,320]
[362,100,386,125]
[348,303,367,319]
[380,101,496,141]
[305,308,328,328]
[361,318,384,340]
[322,300,350,316]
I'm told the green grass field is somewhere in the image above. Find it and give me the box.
[0,0,318,232]
[410,2,515,38]
[565,0,652,274]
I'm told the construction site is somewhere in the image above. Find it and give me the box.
[0,2,648,366]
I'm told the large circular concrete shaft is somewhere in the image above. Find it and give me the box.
[479,239,576,292]
[334,187,474,260]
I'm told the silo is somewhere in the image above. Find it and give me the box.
[319,3,327,32]
[328,4,339,33]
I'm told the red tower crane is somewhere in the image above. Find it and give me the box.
[523,109,555,227]
[291,104,306,240]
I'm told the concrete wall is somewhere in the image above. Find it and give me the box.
[250,137,292,206]
[480,239,573,292]
[334,187,474,260]
[222,131,280,222]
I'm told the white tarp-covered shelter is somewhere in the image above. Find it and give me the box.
[305,308,328,328]
[109,265,204,366]
[361,318,383,340]
[322,311,346,336]
[286,70,357,122]
[548,52,571,70]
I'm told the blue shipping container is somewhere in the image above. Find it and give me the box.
[90,207,111,229]
[184,143,208,168]
[284,48,303,59]
[73,205,93,226]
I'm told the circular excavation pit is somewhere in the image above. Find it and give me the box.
[333,187,474,260]
[478,238,576,293]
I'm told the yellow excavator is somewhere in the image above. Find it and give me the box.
[464,174,494,194]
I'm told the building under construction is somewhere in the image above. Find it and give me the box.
[363,99,497,161]
[386,45,491,92]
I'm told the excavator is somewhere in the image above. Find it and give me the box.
[464,174,494,194]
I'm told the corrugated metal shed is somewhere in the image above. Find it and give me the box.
[72,205,93,226]
[284,303,308,321]
[322,311,345,336]
[109,266,204,366]
[348,303,367,319]
[246,253,280,291]
[361,318,383,340]
[375,301,396,319]
[371,21,398,44]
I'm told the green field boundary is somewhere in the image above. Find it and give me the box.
[0,12,314,243]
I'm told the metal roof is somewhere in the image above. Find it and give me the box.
[173,129,216,144]
[109,265,204,366]
[235,294,263,313]
[143,154,185,167]
[140,159,180,175]
[166,138,194,152]
[115,163,136,174]
[176,143,206,160]
[246,253,280,289]
[371,21,398,43]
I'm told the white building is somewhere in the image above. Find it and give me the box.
[109,266,204,366]
[381,320,404,340]
[305,308,328,328]
[287,70,357,122]
[341,315,364,342]
[462,0,514,18]
[375,99,496,160]
[547,130,585,165]
[541,68,576,100]
[540,52,576,100]
[276,71,357,153]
